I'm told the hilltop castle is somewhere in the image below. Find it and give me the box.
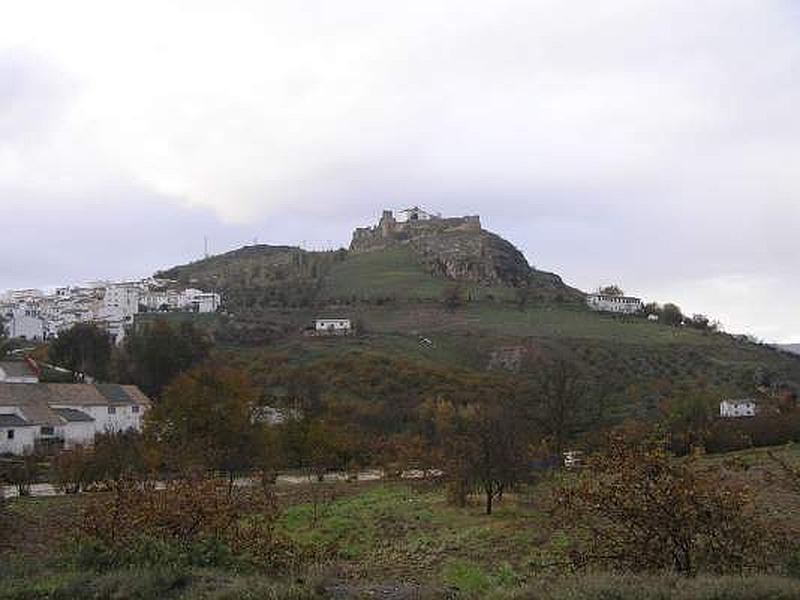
[350,207,482,252]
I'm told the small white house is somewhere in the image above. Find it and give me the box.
[586,293,644,315]
[314,318,352,335]
[719,399,757,418]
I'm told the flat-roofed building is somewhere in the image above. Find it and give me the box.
[586,293,644,315]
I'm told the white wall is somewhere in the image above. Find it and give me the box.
[6,312,45,340]
[315,319,351,331]
[586,295,643,315]
[52,404,146,434]
[0,426,36,455]
[720,401,757,418]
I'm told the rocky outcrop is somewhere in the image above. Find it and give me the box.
[350,209,545,287]
[410,229,531,287]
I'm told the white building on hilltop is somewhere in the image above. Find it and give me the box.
[395,206,441,222]
[720,399,757,418]
[586,293,644,315]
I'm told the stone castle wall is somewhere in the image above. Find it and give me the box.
[350,210,481,253]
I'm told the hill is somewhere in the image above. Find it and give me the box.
[153,209,800,427]
[777,344,800,356]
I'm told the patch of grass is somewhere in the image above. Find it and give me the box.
[442,560,494,595]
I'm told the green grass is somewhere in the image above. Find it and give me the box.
[276,484,554,582]
[4,447,800,599]
[323,246,516,302]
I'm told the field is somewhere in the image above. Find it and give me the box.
[3,446,800,599]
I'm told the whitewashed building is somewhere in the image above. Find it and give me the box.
[182,289,222,313]
[314,318,352,335]
[0,383,151,455]
[2,307,46,341]
[719,399,757,418]
[586,293,644,315]
[396,206,440,222]
[2,280,220,346]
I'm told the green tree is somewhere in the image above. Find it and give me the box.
[598,284,624,297]
[48,323,112,381]
[661,303,684,326]
[435,399,531,515]
[119,319,211,398]
[661,387,717,453]
[146,365,268,487]
[526,358,588,457]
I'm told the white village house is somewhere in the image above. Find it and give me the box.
[314,318,352,335]
[586,293,644,315]
[2,280,221,345]
[719,399,758,418]
[2,306,46,341]
[0,383,151,455]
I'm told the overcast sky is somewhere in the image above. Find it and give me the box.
[1,1,798,342]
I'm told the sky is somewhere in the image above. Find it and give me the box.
[0,1,798,342]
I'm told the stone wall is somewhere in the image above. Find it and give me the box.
[350,210,482,253]
[349,209,533,287]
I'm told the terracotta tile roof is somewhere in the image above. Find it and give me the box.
[0,383,151,426]
[0,385,61,426]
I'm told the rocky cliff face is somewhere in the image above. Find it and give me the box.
[410,229,532,287]
[349,210,563,288]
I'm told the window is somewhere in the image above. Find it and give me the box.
[132,405,140,413]
[108,406,116,415]
[7,429,14,440]
[40,426,54,436]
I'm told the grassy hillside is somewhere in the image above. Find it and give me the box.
[153,238,800,425]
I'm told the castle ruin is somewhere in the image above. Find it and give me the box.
[350,207,482,253]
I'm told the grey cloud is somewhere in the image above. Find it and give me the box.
[0,1,798,341]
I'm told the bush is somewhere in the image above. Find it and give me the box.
[554,434,780,575]
[75,475,306,573]
[47,568,191,600]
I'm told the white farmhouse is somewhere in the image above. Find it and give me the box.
[719,399,757,418]
[0,383,151,455]
[586,293,644,315]
[314,318,352,335]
